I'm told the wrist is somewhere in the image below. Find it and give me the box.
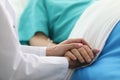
[46,47,52,56]
[47,38,56,47]
[65,57,71,68]
[46,46,57,56]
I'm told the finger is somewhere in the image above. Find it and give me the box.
[71,49,85,63]
[64,43,83,51]
[83,45,94,59]
[92,48,100,56]
[78,47,91,63]
[65,51,77,60]
[80,39,92,49]
[61,38,87,44]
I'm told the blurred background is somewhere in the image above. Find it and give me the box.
[10,0,28,22]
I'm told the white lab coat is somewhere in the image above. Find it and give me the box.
[0,1,68,80]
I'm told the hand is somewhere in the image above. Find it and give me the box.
[46,38,89,56]
[63,38,100,63]
[66,56,89,69]
[65,48,100,69]
[46,42,82,56]
[65,47,100,63]
[60,38,91,48]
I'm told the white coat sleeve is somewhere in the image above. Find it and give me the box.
[21,45,46,56]
[0,3,68,80]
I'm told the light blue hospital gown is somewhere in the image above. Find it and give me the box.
[71,21,120,80]
[18,0,95,45]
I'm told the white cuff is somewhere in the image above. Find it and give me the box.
[21,45,46,56]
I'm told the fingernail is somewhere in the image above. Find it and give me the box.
[78,43,83,47]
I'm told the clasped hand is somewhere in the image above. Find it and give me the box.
[46,38,100,69]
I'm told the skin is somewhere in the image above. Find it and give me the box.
[29,32,56,46]
[29,32,99,69]
[60,39,99,63]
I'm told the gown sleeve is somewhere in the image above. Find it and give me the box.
[18,0,49,43]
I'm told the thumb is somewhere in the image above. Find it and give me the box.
[92,48,100,56]
[64,43,83,51]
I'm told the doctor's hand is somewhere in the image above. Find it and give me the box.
[46,42,82,56]
[46,38,87,56]
[46,38,90,56]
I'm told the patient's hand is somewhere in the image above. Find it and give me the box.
[63,38,100,64]
[64,45,100,67]
[65,45,99,63]
[66,56,91,69]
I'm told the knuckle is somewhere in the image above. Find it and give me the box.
[71,48,77,52]
[65,51,70,55]
[83,45,88,48]
[79,48,86,54]
[64,53,68,57]
[78,47,84,51]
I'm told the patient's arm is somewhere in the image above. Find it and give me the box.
[29,32,56,46]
